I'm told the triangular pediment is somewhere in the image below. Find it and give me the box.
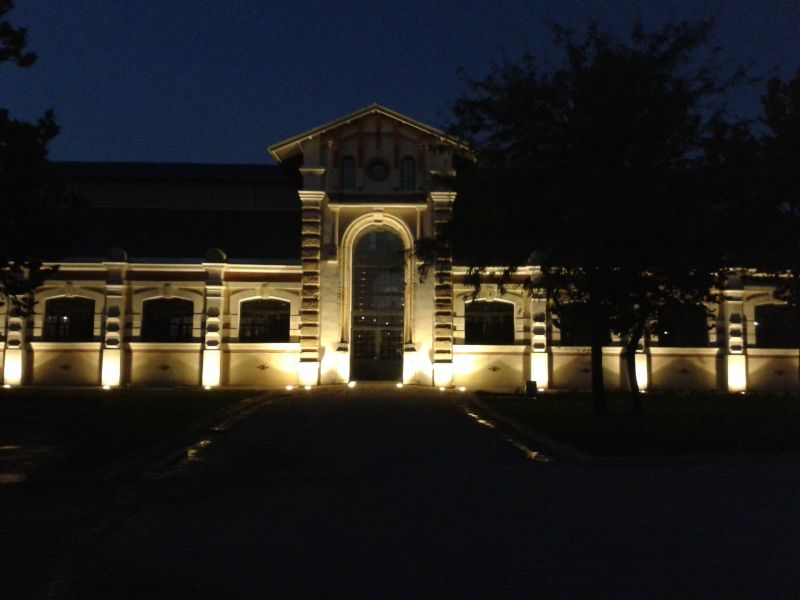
[268,104,469,163]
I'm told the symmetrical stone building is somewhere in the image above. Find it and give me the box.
[5,105,798,392]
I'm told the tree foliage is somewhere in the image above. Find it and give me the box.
[445,20,751,412]
[0,1,77,314]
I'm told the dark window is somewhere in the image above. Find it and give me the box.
[755,304,800,348]
[341,156,356,190]
[239,299,290,342]
[43,297,95,342]
[657,304,709,347]
[400,156,416,190]
[141,298,194,342]
[556,303,611,346]
[465,301,515,345]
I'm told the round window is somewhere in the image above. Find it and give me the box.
[365,158,390,182]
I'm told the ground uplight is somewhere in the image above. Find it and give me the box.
[285,385,294,391]
[348,381,357,388]
[396,382,404,388]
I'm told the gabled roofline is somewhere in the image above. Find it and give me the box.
[268,103,470,163]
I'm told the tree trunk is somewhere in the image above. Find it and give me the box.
[623,320,646,415]
[588,271,607,416]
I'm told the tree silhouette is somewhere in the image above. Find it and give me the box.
[0,1,78,315]
[445,20,747,413]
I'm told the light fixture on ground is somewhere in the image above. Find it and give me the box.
[458,386,466,392]
[304,385,312,390]
[347,381,357,388]
[203,385,212,390]
[439,386,446,391]
[3,384,11,389]
[285,385,294,391]
[396,382,403,388]
[102,385,112,390]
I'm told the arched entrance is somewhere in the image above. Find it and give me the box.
[350,230,405,380]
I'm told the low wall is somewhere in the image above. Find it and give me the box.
[29,342,102,386]
[747,350,800,391]
[453,344,529,393]
[550,347,624,391]
[127,343,202,386]
[223,343,301,387]
[649,348,722,391]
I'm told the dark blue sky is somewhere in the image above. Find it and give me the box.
[3,1,799,164]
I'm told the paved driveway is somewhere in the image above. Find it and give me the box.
[65,384,800,598]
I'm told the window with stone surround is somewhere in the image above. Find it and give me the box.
[465,300,514,345]
[141,298,194,342]
[239,299,290,342]
[754,304,800,348]
[43,297,95,342]
[341,156,356,190]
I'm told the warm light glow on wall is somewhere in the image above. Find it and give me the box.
[531,353,549,390]
[3,350,22,385]
[453,354,478,380]
[402,350,416,384]
[635,353,648,392]
[299,361,319,386]
[202,350,221,387]
[336,351,350,384]
[433,362,453,387]
[101,349,122,387]
[727,354,747,392]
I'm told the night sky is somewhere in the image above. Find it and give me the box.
[3,1,799,164]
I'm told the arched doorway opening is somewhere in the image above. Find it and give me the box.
[350,229,405,380]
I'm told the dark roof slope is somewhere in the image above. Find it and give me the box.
[65,208,300,262]
[53,162,301,262]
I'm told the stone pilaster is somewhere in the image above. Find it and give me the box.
[201,254,226,387]
[100,256,128,387]
[723,276,747,391]
[530,293,549,389]
[3,308,26,386]
[298,190,325,385]
[431,192,456,386]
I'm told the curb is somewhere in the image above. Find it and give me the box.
[466,393,587,463]
[466,394,800,467]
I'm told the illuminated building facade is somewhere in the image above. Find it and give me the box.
[4,105,798,392]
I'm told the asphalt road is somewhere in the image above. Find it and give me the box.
[7,384,800,598]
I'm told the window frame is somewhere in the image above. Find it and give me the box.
[754,303,800,349]
[340,155,356,190]
[140,298,194,343]
[400,156,416,190]
[464,300,515,345]
[238,298,291,343]
[42,296,95,342]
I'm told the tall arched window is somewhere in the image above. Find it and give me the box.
[239,299,290,342]
[400,156,416,190]
[656,303,709,347]
[141,298,194,342]
[43,297,95,342]
[341,156,356,190]
[465,300,514,345]
[754,304,800,348]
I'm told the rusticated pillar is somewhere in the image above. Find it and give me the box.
[431,192,456,386]
[298,190,325,385]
